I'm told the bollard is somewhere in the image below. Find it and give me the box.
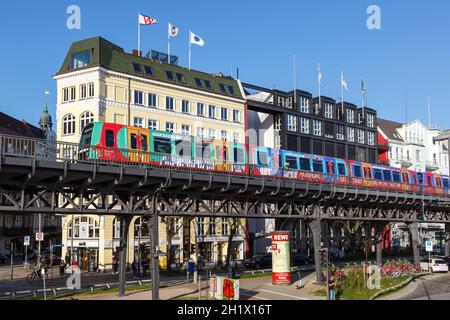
[198,275,202,301]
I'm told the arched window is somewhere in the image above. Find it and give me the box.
[68,216,99,239]
[80,111,94,131]
[63,114,76,135]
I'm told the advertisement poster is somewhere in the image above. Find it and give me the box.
[272,232,291,285]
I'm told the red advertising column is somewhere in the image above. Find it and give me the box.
[272,231,291,286]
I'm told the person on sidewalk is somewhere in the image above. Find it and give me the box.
[59,260,66,276]
[132,260,139,279]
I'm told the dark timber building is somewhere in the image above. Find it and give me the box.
[244,83,379,164]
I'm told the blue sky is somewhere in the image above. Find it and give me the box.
[0,0,449,129]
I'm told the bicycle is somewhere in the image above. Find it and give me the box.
[26,267,48,282]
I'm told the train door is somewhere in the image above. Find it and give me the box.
[230,142,248,173]
[214,140,231,172]
[362,163,373,180]
[128,127,141,162]
[99,123,119,161]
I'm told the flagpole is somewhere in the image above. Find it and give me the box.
[318,64,321,114]
[361,79,365,122]
[168,23,171,65]
[189,30,192,70]
[341,71,344,113]
[138,13,141,55]
[293,54,297,106]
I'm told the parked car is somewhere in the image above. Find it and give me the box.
[0,254,8,264]
[420,258,449,273]
[244,253,272,270]
[291,253,313,266]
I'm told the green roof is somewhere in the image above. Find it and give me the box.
[57,37,244,100]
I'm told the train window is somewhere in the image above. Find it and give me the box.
[285,156,298,169]
[383,170,392,181]
[392,172,401,183]
[105,130,114,147]
[130,134,137,150]
[300,158,311,171]
[436,177,442,188]
[154,136,171,154]
[233,147,245,164]
[81,125,93,146]
[196,143,211,159]
[374,169,383,180]
[353,165,362,178]
[175,139,192,157]
[338,163,346,176]
[257,151,269,166]
[313,160,323,173]
[427,176,433,186]
[417,173,424,185]
[141,134,148,151]
[443,178,449,189]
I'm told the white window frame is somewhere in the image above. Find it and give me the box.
[165,96,174,111]
[63,114,76,135]
[300,97,309,113]
[62,88,69,103]
[166,122,175,133]
[347,127,355,142]
[134,117,144,128]
[347,109,355,124]
[221,130,228,141]
[300,117,310,134]
[287,115,297,132]
[221,107,228,121]
[181,124,191,136]
[358,129,365,144]
[69,86,76,101]
[233,110,240,123]
[182,100,190,113]
[80,84,87,100]
[313,120,322,136]
[324,103,333,119]
[88,82,94,98]
[208,129,217,140]
[148,119,158,130]
[80,111,94,131]
[148,93,157,108]
[209,105,216,118]
[197,103,204,116]
[134,90,144,105]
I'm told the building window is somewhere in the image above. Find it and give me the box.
[357,129,365,144]
[325,122,334,139]
[324,103,333,119]
[63,114,76,135]
[287,115,297,132]
[275,115,282,131]
[134,117,144,128]
[69,86,76,101]
[14,216,22,228]
[166,122,175,133]
[221,107,228,121]
[209,129,217,140]
[337,125,345,140]
[208,105,216,118]
[300,97,309,113]
[182,125,191,135]
[314,102,321,116]
[134,91,144,105]
[278,96,292,108]
[347,127,355,142]
[70,50,90,69]
[148,119,158,130]
[197,103,204,116]
[233,132,241,143]
[367,113,375,128]
[197,218,205,236]
[197,127,205,138]
[88,83,94,98]
[221,130,228,141]
[233,110,240,123]
[367,131,375,146]
[209,219,216,235]
[148,93,157,108]
[312,120,322,136]
[347,109,355,124]
[80,84,87,100]
[80,111,94,131]
[63,88,69,103]
[166,97,174,111]
[433,153,437,165]
[222,219,229,235]
[68,217,99,239]
[300,117,310,134]
[182,100,190,113]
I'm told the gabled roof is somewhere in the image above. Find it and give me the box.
[0,112,45,139]
[56,37,244,100]
[378,118,404,142]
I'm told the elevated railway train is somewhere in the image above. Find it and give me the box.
[80,122,450,197]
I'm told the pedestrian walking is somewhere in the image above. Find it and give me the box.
[132,260,138,279]
[142,259,149,278]
[113,256,118,274]
[59,260,66,276]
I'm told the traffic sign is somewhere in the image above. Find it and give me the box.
[425,241,433,252]
[35,232,44,242]
[24,236,30,246]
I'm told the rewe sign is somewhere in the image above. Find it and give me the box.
[272,232,291,286]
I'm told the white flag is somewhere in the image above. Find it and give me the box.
[190,31,205,47]
[168,23,179,38]
[45,90,50,95]
[341,71,348,91]
[139,13,157,25]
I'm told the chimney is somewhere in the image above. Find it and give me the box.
[132,50,142,57]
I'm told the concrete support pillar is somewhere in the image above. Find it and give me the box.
[445,224,450,258]
[310,219,323,283]
[118,216,132,297]
[151,195,160,301]
[408,222,421,265]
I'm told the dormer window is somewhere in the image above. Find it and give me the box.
[204,80,213,90]
[70,50,90,69]
[132,63,143,73]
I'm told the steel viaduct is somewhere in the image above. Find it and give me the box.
[1,135,450,300]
